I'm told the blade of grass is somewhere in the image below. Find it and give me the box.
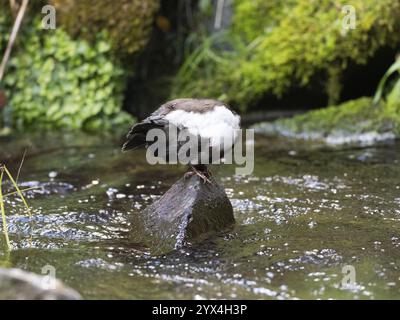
[16,148,27,183]
[3,185,42,198]
[0,168,11,251]
[3,165,31,218]
[373,59,400,104]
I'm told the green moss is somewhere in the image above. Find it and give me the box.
[272,97,380,135]
[382,85,400,135]
[172,0,400,109]
[51,0,159,57]
[255,54,400,142]
[231,0,295,41]
[256,95,400,141]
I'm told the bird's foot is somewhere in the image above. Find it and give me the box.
[185,166,212,184]
[205,167,213,177]
[184,170,195,179]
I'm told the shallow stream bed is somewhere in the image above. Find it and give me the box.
[1,132,400,299]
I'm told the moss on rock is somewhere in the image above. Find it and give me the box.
[254,96,400,145]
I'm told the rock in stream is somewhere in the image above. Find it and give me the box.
[142,175,235,253]
[0,268,81,300]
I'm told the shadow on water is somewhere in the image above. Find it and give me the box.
[1,131,400,299]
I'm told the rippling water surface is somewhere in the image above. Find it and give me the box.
[1,132,400,299]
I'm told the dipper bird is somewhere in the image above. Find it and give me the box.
[122,98,241,183]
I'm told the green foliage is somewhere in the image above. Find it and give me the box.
[374,58,400,134]
[51,0,160,57]
[171,32,241,103]
[172,0,400,109]
[264,57,400,139]
[383,89,400,135]
[0,164,34,252]
[2,19,132,131]
[374,58,400,104]
[232,0,295,41]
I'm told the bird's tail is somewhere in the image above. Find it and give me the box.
[122,121,165,152]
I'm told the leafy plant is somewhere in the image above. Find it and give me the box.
[373,57,400,105]
[373,57,400,133]
[2,18,133,130]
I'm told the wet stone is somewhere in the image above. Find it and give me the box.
[142,175,235,253]
[0,268,81,300]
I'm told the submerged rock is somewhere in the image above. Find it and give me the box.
[0,268,81,300]
[142,175,234,253]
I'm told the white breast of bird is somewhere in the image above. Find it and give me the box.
[164,105,241,164]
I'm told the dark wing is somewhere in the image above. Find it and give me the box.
[122,118,169,152]
[122,99,192,152]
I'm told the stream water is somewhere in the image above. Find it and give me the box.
[0,132,400,299]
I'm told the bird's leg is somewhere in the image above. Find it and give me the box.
[196,164,213,180]
[185,165,212,184]
[193,166,212,184]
